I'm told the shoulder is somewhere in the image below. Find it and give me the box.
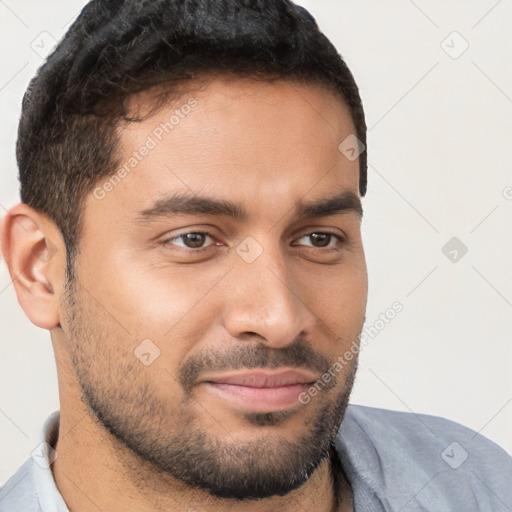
[336,404,512,511]
[1,411,64,512]
[0,459,40,512]
[343,404,511,462]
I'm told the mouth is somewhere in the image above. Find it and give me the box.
[201,369,317,413]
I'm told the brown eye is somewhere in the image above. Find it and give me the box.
[181,233,207,248]
[309,233,331,247]
[165,232,214,249]
[295,232,342,249]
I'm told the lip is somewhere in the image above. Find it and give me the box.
[204,369,317,387]
[201,369,317,413]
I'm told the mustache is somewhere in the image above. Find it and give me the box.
[178,338,335,395]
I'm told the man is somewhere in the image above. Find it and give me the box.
[0,1,510,511]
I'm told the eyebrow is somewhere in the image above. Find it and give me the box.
[137,190,363,223]
[296,191,363,219]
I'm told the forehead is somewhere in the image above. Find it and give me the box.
[88,76,360,223]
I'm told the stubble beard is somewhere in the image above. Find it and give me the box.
[62,278,359,501]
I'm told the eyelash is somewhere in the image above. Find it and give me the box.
[164,231,218,253]
[163,230,346,253]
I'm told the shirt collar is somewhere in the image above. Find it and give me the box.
[32,411,69,512]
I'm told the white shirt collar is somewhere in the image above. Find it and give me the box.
[32,411,69,512]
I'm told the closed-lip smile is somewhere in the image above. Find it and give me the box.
[201,368,317,413]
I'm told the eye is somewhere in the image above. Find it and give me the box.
[294,232,344,249]
[164,231,216,250]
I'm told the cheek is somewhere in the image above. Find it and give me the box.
[298,261,368,346]
[299,258,367,311]
[77,241,223,334]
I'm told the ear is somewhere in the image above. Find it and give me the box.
[1,203,66,329]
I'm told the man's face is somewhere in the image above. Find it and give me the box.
[60,76,367,499]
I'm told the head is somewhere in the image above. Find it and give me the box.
[3,0,368,502]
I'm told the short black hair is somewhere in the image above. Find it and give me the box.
[17,0,367,274]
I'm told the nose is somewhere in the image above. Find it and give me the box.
[221,243,316,348]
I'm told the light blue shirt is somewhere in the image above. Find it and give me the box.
[1,405,511,511]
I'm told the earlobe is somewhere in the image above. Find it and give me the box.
[1,203,64,330]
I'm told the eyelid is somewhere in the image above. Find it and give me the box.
[166,229,212,241]
[163,230,218,250]
[292,227,346,242]
[292,231,345,248]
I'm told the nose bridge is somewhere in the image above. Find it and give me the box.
[222,238,315,347]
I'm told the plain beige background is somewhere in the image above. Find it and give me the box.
[1,0,511,486]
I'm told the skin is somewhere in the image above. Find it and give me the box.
[1,75,367,512]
